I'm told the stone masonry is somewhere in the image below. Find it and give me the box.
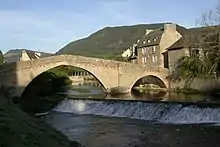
[0,55,169,98]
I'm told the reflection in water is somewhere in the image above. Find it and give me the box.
[131,89,166,101]
[44,111,220,147]
[58,81,106,99]
[44,81,220,147]
[59,81,219,103]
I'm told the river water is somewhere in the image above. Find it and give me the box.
[43,82,220,147]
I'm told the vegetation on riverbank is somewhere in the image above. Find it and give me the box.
[168,4,220,94]
[0,94,81,147]
[134,85,201,95]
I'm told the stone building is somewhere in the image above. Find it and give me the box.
[124,23,189,70]
[4,49,52,63]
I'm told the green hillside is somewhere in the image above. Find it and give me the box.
[56,23,164,58]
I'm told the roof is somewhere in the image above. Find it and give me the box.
[167,38,185,50]
[168,25,219,50]
[26,50,40,60]
[137,24,187,48]
[4,49,52,63]
[176,25,188,36]
[137,28,164,48]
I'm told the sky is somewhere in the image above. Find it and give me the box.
[0,0,219,54]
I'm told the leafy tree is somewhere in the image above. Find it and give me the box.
[169,56,205,88]
[0,50,3,64]
[169,1,220,88]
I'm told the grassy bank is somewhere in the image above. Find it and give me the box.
[0,94,81,147]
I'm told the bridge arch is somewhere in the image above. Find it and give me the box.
[21,64,107,96]
[0,55,170,98]
[5,55,120,97]
[132,75,167,88]
[129,72,168,92]
[20,63,110,96]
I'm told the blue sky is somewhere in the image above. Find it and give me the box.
[0,0,218,54]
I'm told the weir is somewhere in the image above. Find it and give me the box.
[53,99,220,124]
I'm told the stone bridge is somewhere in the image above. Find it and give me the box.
[0,55,169,98]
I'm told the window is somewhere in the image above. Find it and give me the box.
[147,39,151,43]
[152,46,156,53]
[142,48,145,54]
[152,55,157,63]
[142,57,147,64]
[143,40,146,44]
[153,37,157,41]
[144,47,147,53]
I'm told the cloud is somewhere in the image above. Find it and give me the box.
[1,0,217,54]
[0,10,80,53]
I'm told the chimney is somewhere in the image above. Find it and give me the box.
[145,29,153,35]
[164,23,176,31]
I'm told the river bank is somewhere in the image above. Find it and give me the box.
[0,93,81,147]
[133,84,220,96]
[45,109,220,147]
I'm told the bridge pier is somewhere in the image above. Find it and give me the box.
[106,86,130,94]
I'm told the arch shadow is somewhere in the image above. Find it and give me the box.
[21,65,107,97]
[131,75,167,89]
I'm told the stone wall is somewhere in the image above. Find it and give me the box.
[0,55,169,97]
[171,78,220,92]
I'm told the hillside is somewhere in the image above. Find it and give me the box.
[56,23,164,58]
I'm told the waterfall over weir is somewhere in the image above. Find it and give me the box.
[53,99,220,124]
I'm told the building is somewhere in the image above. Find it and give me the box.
[137,23,187,68]
[4,49,52,63]
[124,23,189,70]
[121,43,138,63]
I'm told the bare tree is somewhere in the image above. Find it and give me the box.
[194,1,220,77]
[168,2,220,88]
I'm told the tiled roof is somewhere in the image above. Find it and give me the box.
[26,50,39,60]
[167,38,185,50]
[137,28,163,48]
[137,24,187,48]
[167,25,219,50]
[4,49,52,63]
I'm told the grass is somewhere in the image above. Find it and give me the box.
[0,94,81,147]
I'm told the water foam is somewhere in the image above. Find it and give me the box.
[53,99,220,124]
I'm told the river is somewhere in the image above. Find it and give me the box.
[43,82,220,147]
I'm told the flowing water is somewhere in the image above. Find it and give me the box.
[44,82,220,147]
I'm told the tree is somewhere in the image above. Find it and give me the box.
[169,56,205,88]
[195,2,220,77]
[168,1,220,88]
[0,50,3,64]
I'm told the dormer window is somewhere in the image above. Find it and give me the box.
[143,40,146,44]
[147,39,151,43]
[153,37,157,41]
